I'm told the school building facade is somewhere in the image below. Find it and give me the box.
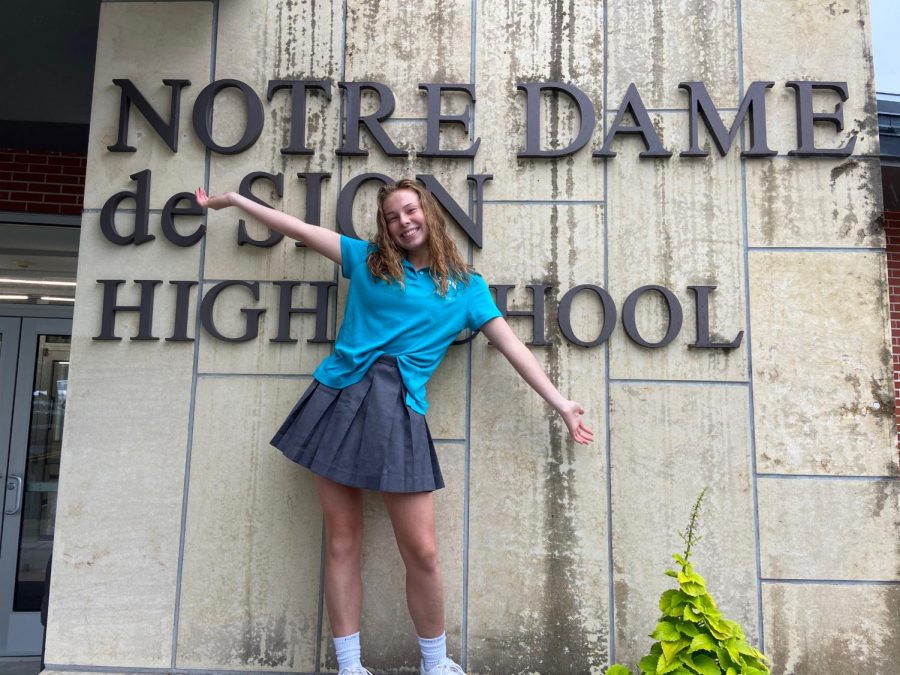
[0,1,898,674]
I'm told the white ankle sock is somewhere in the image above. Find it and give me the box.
[418,632,447,671]
[333,631,361,671]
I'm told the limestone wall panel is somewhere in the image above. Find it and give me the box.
[46,221,199,665]
[196,280,333,376]
[320,443,464,672]
[203,189,339,283]
[607,112,747,382]
[758,478,900,581]
[763,584,900,675]
[606,0,740,109]
[84,2,213,210]
[746,157,883,248]
[175,376,322,671]
[344,0,472,117]
[426,345,468,440]
[474,0,605,201]
[467,202,608,673]
[609,383,758,667]
[205,0,343,281]
[749,251,895,476]
[741,0,878,157]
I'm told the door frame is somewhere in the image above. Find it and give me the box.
[0,306,72,656]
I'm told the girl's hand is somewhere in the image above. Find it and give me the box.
[194,187,234,211]
[558,400,594,445]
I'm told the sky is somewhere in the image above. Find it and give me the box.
[871,0,900,97]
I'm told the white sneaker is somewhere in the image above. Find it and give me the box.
[338,666,373,675]
[420,657,465,674]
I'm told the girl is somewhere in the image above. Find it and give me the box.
[195,179,593,675]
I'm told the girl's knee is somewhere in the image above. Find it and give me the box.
[402,541,440,574]
[324,522,363,562]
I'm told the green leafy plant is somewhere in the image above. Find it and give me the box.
[606,488,770,675]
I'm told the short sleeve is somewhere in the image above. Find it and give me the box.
[340,235,373,279]
[465,274,502,331]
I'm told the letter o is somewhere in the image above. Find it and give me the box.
[192,79,265,155]
[622,285,683,348]
[558,284,617,348]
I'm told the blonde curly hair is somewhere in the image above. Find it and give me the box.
[367,178,473,296]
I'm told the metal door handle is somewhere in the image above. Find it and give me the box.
[5,475,22,515]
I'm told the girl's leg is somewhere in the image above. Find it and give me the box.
[381,491,444,638]
[315,475,365,637]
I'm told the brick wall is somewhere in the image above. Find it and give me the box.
[885,209,900,455]
[0,148,86,215]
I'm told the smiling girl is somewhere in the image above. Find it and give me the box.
[195,179,592,675]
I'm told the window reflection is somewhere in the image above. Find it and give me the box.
[14,334,69,612]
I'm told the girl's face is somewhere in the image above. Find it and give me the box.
[382,188,429,257]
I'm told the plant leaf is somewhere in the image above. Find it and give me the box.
[679,579,707,597]
[741,667,768,675]
[676,620,700,637]
[687,633,718,654]
[660,639,690,663]
[660,589,687,616]
[683,605,702,623]
[725,669,737,675]
[651,621,682,642]
[638,653,658,673]
[734,639,760,657]
[722,639,740,664]
[605,665,633,675]
[715,647,735,670]
[656,653,683,675]
[706,618,731,640]
[690,653,721,675]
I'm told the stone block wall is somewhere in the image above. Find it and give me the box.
[44,1,900,674]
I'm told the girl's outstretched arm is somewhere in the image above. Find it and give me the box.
[480,317,594,445]
[194,187,342,265]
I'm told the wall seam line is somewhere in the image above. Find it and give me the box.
[170,0,218,670]
[602,0,616,667]
[460,0,477,668]
[734,0,766,654]
[314,2,351,670]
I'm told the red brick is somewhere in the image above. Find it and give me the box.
[33,183,62,194]
[45,194,80,205]
[58,184,84,196]
[59,204,81,215]
[49,156,83,168]
[8,191,38,202]
[53,174,81,185]
[0,200,28,211]
[61,165,86,177]
[34,163,62,174]
[11,171,46,183]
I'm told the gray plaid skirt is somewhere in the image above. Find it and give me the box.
[270,356,444,492]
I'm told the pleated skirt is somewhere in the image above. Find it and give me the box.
[270,355,444,492]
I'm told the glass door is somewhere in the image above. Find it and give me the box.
[0,317,71,656]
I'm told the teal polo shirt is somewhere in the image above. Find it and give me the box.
[313,235,502,414]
